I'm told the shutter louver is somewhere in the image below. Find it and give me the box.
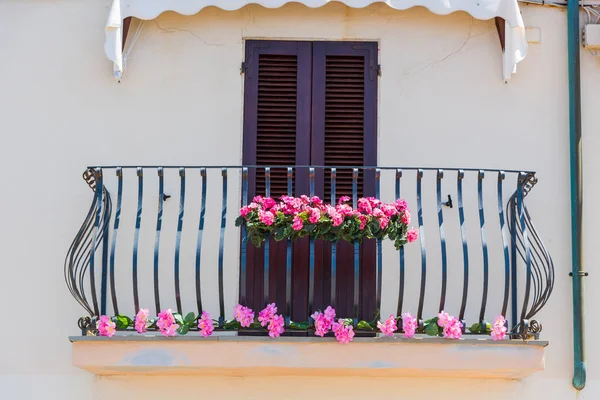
[255,54,297,198]
[323,55,365,199]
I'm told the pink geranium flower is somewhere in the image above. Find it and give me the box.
[308,207,321,224]
[394,199,408,213]
[134,308,149,334]
[157,309,179,337]
[240,206,251,217]
[377,315,398,337]
[332,319,355,344]
[401,210,411,225]
[338,196,350,205]
[358,198,373,214]
[97,315,116,337]
[311,306,336,337]
[198,311,214,338]
[292,216,303,231]
[402,312,418,338]
[258,303,278,327]
[358,215,369,230]
[268,314,285,338]
[234,304,255,328]
[491,315,507,341]
[381,203,397,217]
[407,228,419,243]
[437,311,462,339]
[258,210,275,226]
[262,197,276,210]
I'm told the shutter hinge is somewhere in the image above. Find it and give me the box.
[377,64,382,77]
[240,61,247,74]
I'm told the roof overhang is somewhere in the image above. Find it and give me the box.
[105,0,527,82]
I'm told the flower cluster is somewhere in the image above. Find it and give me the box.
[437,311,463,339]
[234,304,255,328]
[97,315,116,337]
[255,303,285,338]
[491,315,507,341]
[157,309,179,337]
[332,319,355,344]
[135,308,150,334]
[401,312,418,338]
[377,314,398,337]
[236,195,419,249]
[198,311,214,338]
[311,306,336,337]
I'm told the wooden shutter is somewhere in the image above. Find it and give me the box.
[242,41,312,319]
[243,41,311,198]
[310,42,378,320]
[311,42,378,200]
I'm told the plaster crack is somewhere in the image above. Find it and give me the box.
[153,20,225,47]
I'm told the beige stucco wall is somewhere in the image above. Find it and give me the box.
[0,0,599,399]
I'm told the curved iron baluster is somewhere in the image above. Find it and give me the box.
[416,169,426,324]
[195,168,207,314]
[506,172,554,339]
[132,167,143,313]
[436,169,447,312]
[153,167,164,315]
[64,168,112,323]
[497,171,510,318]
[395,169,405,317]
[477,170,489,328]
[108,167,122,316]
[375,168,383,315]
[217,168,228,327]
[457,170,469,327]
[174,168,186,314]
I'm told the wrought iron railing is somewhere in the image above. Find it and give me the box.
[66,165,553,339]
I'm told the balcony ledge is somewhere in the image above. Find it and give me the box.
[70,335,547,379]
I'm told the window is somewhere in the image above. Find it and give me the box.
[242,40,378,323]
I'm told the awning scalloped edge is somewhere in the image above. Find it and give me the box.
[105,0,528,82]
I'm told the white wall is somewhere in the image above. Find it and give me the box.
[0,0,597,398]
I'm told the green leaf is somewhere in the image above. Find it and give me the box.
[424,322,440,336]
[114,315,132,330]
[235,216,244,227]
[184,312,196,324]
[174,313,184,325]
[223,319,241,330]
[485,322,492,333]
[289,321,309,330]
[177,325,190,335]
[357,320,373,330]
[468,323,481,334]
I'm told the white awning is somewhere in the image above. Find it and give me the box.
[105,0,527,82]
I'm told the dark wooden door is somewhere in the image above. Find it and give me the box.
[242,40,378,323]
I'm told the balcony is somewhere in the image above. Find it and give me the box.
[66,165,553,378]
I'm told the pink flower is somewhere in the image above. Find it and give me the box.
[240,206,251,217]
[311,196,323,206]
[394,199,408,213]
[308,208,321,224]
[338,196,350,205]
[332,319,355,344]
[262,197,276,210]
[437,311,451,328]
[268,314,285,338]
[358,215,369,230]
[381,203,397,217]
[248,202,259,210]
[97,315,116,337]
[258,303,278,327]
[157,309,179,337]
[336,204,354,217]
[292,216,303,231]
[198,311,214,338]
[233,304,255,328]
[134,308,149,334]
[491,315,507,341]
[377,315,398,337]
[443,318,463,339]
[300,195,311,204]
[402,312,418,338]
[311,306,336,337]
[252,196,264,204]
[437,311,462,339]
[358,198,373,214]
[401,210,411,225]
[378,216,390,230]
[258,210,275,226]
[407,228,419,243]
